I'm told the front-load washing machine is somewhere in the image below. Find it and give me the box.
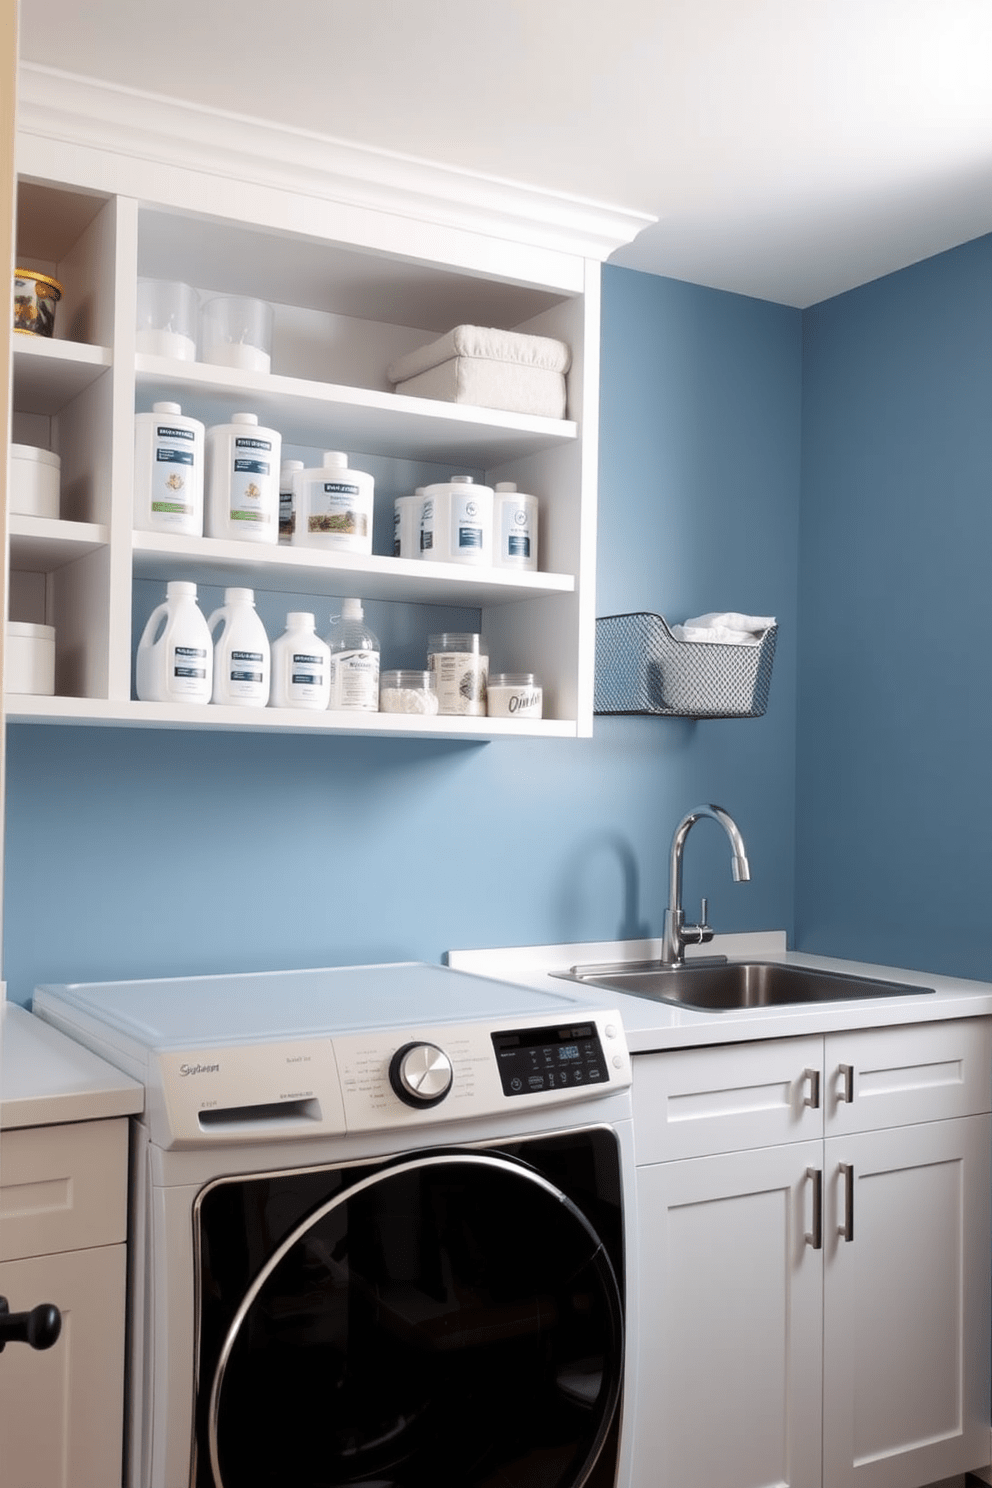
[33,961,635,1488]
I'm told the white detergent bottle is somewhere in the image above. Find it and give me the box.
[207,587,271,707]
[270,612,331,710]
[326,597,380,711]
[133,402,205,536]
[205,412,281,543]
[135,580,212,704]
[292,450,374,554]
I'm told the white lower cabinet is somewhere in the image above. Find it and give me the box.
[0,1118,129,1488]
[630,1019,992,1488]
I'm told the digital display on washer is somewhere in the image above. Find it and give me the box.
[492,1023,606,1096]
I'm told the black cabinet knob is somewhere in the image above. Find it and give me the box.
[0,1294,62,1353]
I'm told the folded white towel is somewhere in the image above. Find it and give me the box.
[387,325,571,384]
[671,612,776,646]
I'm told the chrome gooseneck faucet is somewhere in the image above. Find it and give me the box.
[661,804,750,966]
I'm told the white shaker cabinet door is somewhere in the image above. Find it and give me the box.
[822,1114,992,1488]
[631,1140,823,1488]
[0,1242,127,1488]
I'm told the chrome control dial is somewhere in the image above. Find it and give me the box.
[389,1041,454,1108]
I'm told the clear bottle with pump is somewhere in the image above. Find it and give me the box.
[326,598,380,711]
[207,587,271,707]
[270,612,331,709]
[135,580,212,704]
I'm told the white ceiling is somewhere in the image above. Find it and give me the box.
[16,0,992,307]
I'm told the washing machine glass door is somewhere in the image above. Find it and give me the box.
[204,1149,623,1488]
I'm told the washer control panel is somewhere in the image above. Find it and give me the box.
[492,1023,606,1097]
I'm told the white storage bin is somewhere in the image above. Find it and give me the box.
[9,445,60,518]
[6,622,56,695]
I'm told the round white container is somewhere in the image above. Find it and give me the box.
[133,402,205,536]
[201,295,272,373]
[487,672,543,719]
[493,481,539,571]
[393,490,424,559]
[207,587,271,707]
[270,612,331,710]
[135,279,198,361]
[205,412,281,544]
[427,632,488,716]
[6,622,55,695]
[293,452,374,555]
[135,581,213,705]
[10,444,60,518]
[379,670,439,715]
[420,476,493,565]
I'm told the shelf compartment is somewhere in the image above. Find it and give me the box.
[4,693,576,741]
[134,357,576,465]
[594,612,778,719]
[9,516,109,572]
[13,337,112,415]
[131,531,574,607]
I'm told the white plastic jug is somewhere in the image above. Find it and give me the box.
[207,587,271,707]
[135,581,213,704]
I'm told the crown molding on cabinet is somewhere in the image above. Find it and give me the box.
[16,64,655,265]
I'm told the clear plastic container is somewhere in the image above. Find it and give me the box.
[487,672,543,718]
[201,295,273,373]
[327,598,380,712]
[427,632,488,716]
[135,279,198,361]
[379,670,439,715]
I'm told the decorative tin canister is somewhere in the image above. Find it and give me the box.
[13,268,63,337]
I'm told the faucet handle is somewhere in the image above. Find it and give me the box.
[700,897,710,931]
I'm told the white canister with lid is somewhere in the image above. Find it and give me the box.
[207,587,271,707]
[493,481,539,571]
[427,632,488,716]
[205,412,281,543]
[420,476,493,565]
[9,445,60,518]
[293,452,374,554]
[270,612,331,710]
[487,672,543,718]
[133,402,205,536]
[6,622,55,695]
[134,581,212,704]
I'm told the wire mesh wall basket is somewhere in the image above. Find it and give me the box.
[594,613,777,718]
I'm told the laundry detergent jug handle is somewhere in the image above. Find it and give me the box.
[137,600,169,651]
[206,606,229,639]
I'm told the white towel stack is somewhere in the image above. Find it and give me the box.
[670,612,776,646]
[387,324,571,419]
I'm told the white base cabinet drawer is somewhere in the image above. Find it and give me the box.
[825,1019,992,1135]
[0,1116,128,1260]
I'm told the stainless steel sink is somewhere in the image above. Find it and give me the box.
[553,960,935,1011]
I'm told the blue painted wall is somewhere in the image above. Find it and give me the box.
[2,266,802,1006]
[796,236,992,980]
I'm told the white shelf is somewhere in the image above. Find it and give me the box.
[12,337,112,414]
[10,516,109,572]
[131,531,574,606]
[134,356,578,465]
[4,693,577,741]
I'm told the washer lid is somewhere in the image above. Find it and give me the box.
[34,961,584,1050]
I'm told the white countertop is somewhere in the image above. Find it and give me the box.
[1,1001,144,1129]
[447,933,992,1054]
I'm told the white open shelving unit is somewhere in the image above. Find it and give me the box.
[7,67,652,742]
